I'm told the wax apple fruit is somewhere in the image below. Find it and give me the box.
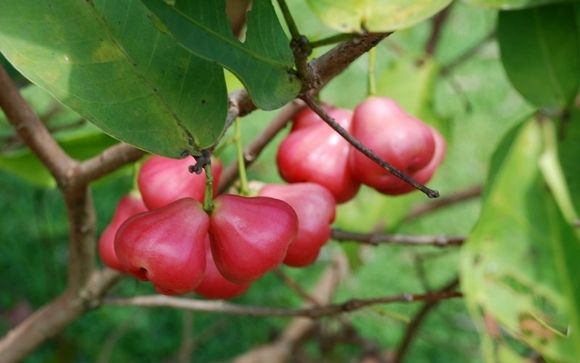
[194,238,251,299]
[209,194,298,283]
[115,198,208,295]
[349,97,445,195]
[276,106,361,203]
[138,155,222,210]
[98,194,147,272]
[259,183,336,267]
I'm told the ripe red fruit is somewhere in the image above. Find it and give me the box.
[98,194,147,272]
[194,238,251,299]
[209,194,298,283]
[115,198,209,295]
[138,155,222,210]
[276,105,361,203]
[259,183,336,267]
[349,97,445,195]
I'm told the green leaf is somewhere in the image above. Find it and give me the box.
[558,108,580,222]
[497,3,580,109]
[461,119,580,362]
[141,0,301,110]
[305,0,453,32]
[0,0,228,158]
[463,0,574,10]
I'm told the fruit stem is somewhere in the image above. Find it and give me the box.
[301,94,440,199]
[235,118,250,196]
[367,47,377,97]
[202,162,215,212]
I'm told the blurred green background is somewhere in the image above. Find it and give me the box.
[0,1,536,362]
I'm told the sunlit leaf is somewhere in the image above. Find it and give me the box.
[463,0,574,10]
[305,0,453,32]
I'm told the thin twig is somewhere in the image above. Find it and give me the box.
[392,278,460,363]
[404,185,483,222]
[301,95,439,198]
[423,5,452,59]
[274,269,320,305]
[104,290,462,318]
[331,229,465,247]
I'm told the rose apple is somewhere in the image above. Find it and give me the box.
[138,155,222,210]
[349,97,444,195]
[194,238,251,299]
[276,106,361,203]
[98,194,147,272]
[259,183,336,267]
[209,194,298,283]
[115,198,208,295]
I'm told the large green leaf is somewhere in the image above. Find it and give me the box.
[461,119,580,362]
[0,0,227,158]
[305,0,453,32]
[497,3,580,109]
[141,0,301,110]
[463,0,573,10]
[558,108,580,220]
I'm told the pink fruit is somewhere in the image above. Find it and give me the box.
[194,238,251,299]
[138,155,222,210]
[98,194,147,272]
[259,183,336,267]
[276,106,361,203]
[209,194,298,283]
[115,198,209,295]
[349,97,444,195]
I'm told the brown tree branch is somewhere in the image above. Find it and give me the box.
[404,185,483,222]
[331,229,465,248]
[0,269,120,363]
[0,66,77,184]
[392,278,460,363]
[104,290,461,318]
[233,254,348,363]
[75,143,145,185]
[423,5,452,58]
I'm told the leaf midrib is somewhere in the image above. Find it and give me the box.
[164,2,292,69]
[85,0,195,151]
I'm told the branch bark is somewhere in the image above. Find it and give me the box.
[392,278,460,363]
[331,229,465,248]
[105,290,461,318]
[0,269,120,363]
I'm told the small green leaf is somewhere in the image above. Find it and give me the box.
[461,119,580,362]
[463,0,574,10]
[0,0,228,158]
[305,0,453,32]
[497,3,580,109]
[142,0,301,110]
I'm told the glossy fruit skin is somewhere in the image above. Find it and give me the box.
[138,155,222,210]
[115,198,209,295]
[209,194,298,283]
[194,238,251,299]
[259,183,336,267]
[276,106,361,203]
[349,97,444,195]
[98,194,147,272]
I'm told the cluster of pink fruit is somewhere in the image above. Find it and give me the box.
[98,97,445,299]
